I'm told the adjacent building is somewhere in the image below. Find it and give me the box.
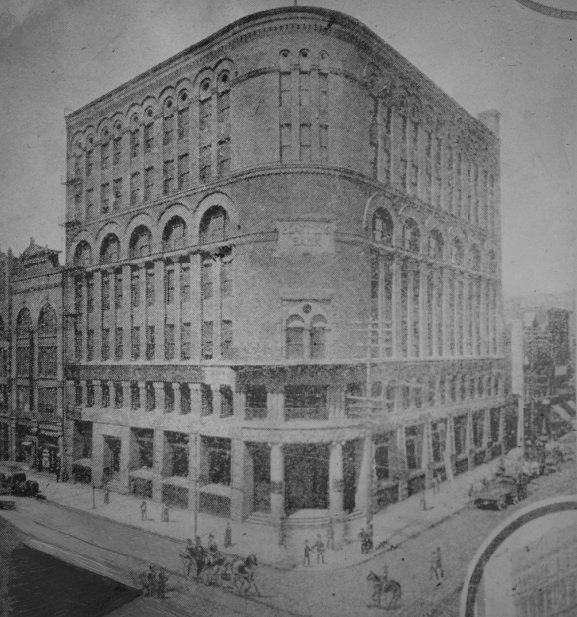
[38,6,511,531]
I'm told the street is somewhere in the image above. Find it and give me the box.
[2,449,575,617]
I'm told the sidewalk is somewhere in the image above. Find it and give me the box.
[24,460,498,572]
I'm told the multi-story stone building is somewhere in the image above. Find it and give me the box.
[0,249,12,459]
[4,240,65,471]
[62,6,512,532]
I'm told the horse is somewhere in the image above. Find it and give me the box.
[366,570,402,610]
[226,554,259,595]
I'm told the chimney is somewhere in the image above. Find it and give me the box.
[30,237,35,246]
[478,110,500,137]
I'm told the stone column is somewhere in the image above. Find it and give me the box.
[211,385,222,418]
[119,424,130,493]
[94,381,103,409]
[173,383,182,415]
[188,432,198,512]
[391,255,400,357]
[483,408,492,463]
[93,270,102,360]
[138,381,146,411]
[230,439,245,521]
[329,441,344,517]
[122,264,132,360]
[91,422,104,487]
[121,381,131,411]
[422,420,432,489]
[152,428,164,502]
[445,415,455,480]
[466,410,474,470]
[419,261,427,358]
[233,390,246,419]
[189,254,201,361]
[154,260,165,361]
[189,384,202,418]
[267,389,285,423]
[153,382,165,414]
[269,444,284,521]
[173,260,182,360]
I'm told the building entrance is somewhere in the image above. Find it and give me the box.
[251,445,270,513]
[103,436,121,481]
[284,444,329,513]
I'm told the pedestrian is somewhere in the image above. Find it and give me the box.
[224,521,232,548]
[434,472,441,495]
[303,539,311,566]
[145,564,156,597]
[156,567,168,599]
[55,463,61,483]
[182,538,195,577]
[326,517,335,550]
[104,486,110,505]
[420,489,427,511]
[140,500,148,521]
[368,522,374,551]
[359,528,368,554]
[430,547,444,585]
[313,534,325,564]
[161,502,169,523]
[194,536,204,577]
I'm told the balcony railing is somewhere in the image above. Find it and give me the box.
[284,406,328,421]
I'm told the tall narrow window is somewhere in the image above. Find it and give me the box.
[130,128,139,159]
[165,267,175,304]
[101,182,110,214]
[409,120,419,195]
[114,269,123,309]
[163,110,174,146]
[102,328,110,361]
[310,316,327,359]
[113,178,122,209]
[199,89,212,133]
[101,141,110,170]
[101,271,110,311]
[131,268,140,308]
[146,325,155,360]
[199,145,211,183]
[115,327,123,360]
[181,323,191,360]
[113,136,121,166]
[86,148,94,176]
[300,123,311,162]
[164,324,175,360]
[178,153,190,189]
[86,274,94,312]
[217,139,230,176]
[434,137,442,209]
[130,172,140,205]
[131,326,140,360]
[146,267,155,306]
[280,123,291,164]
[144,167,154,201]
[221,254,232,297]
[217,77,230,124]
[286,316,305,359]
[221,320,233,359]
[177,106,189,140]
[180,264,191,303]
[202,321,213,360]
[87,329,94,361]
[163,159,175,195]
[201,258,213,299]
[74,330,81,364]
[144,123,154,153]
[399,112,408,190]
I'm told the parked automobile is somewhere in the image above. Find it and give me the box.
[0,465,39,497]
[473,475,528,511]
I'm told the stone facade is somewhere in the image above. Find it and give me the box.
[59,7,513,528]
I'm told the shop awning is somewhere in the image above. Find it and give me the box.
[72,458,92,467]
[128,467,154,480]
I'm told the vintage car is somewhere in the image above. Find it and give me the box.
[473,475,528,511]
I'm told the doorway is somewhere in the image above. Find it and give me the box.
[103,436,121,481]
[284,444,329,513]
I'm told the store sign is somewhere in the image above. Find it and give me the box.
[275,220,335,256]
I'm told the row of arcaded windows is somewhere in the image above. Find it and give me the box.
[72,74,232,222]
[371,208,497,273]
[73,206,228,267]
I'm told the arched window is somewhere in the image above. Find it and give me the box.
[372,208,394,245]
[285,315,305,359]
[38,305,57,337]
[0,316,4,339]
[16,308,32,337]
[402,218,420,252]
[100,233,120,264]
[487,250,497,275]
[469,244,481,271]
[428,229,444,260]
[163,216,186,252]
[199,206,228,245]
[451,238,464,265]
[129,226,152,259]
[310,315,327,359]
[74,241,92,267]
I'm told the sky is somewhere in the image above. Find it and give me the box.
[0,0,574,297]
